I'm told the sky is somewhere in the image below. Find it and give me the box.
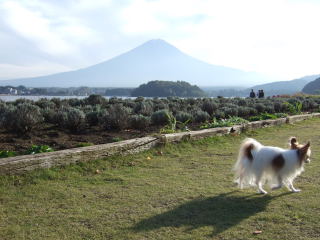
[0,0,320,82]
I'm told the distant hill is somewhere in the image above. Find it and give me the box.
[302,77,320,94]
[248,74,320,96]
[131,80,206,97]
[0,39,270,88]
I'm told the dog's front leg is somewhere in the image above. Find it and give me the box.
[256,179,267,194]
[288,182,301,193]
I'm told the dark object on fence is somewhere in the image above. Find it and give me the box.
[258,90,265,98]
[249,89,256,98]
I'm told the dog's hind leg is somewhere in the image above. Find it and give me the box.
[272,175,283,190]
[238,170,244,189]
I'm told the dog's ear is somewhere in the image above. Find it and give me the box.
[290,137,298,149]
[299,142,310,155]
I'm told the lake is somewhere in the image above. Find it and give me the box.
[0,95,133,102]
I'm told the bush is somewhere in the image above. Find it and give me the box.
[213,110,225,119]
[0,150,16,158]
[10,103,43,133]
[42,108,56,123]
[193,110,210,123]
[130,115,151,130]
[85,94,106,105]
[25,145,54,154]
[202,99,218,115]
[101,104,131,130]
[223,107,238,117]
[151,109,173,125]
[68,98,84,107]
[85,107,107,126]
[255,103,266,113]
[0,103,15,129]
[153,102,169,111]
[237,107,251,118]
[35,98,55,109]
[200,116,248,129]
[134,101,154,116]
[175,111,193,123]
[55,107,86,132]
[249,112,278,121]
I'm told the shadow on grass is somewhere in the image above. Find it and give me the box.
[133,191,291,236]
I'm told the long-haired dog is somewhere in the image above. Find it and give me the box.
[234,137,311,194]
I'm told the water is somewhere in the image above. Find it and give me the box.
[0,95,133,102]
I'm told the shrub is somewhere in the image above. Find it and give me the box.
[223,107,238,117]
[86,108,107,126]
[153,102,169,111]
[255,103,266,113]
[85,94,106,105]
[130,115,151,130]
[265,105,275,113]
[0,103,15,129]
[200,116,248,129]
[11,103,43,133]
[55,107,86,132]
[76,142,94,147]
[112,137,123,142]
[248,112,282,121]
[35,98,55,109]
[175,111,193,123]
[50,98,64,108]
[273,102,282,112]
[237,99,247,106]
[193,110,210,123]
[151,109,173,125]
[134,101,154,116]
[25,145,54,154]
[237,107,251,118]
[67,98,84,107]
[212,110,225,119]
[13,98,34,106]
[0,150,16,158]
[42,108,56,124]
[101,104,131,130]
[202,99,218,115]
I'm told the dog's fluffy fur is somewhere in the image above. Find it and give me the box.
[234,137,311,194]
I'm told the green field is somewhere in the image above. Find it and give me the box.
[1,118,320,240]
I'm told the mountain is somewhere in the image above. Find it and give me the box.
[302,77,320,94]
[248,74,320,96]
[0,39,270,88]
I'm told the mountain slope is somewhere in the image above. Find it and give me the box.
[248,74,320,95]
[0,39,269,87]
[302,77,320,94]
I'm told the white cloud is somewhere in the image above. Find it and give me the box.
[0,62,71,80]
[1,0,320,81]
[2,1,75,56]
[1,0,101,57]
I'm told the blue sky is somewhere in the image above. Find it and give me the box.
[1,0,320,82]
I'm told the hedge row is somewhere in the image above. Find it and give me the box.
[0,95,319,133]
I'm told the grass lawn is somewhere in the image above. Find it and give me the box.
[1,118,320,240]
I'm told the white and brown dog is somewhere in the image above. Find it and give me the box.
[234,137,311,194]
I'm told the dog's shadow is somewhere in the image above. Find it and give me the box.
[133,191,291,236]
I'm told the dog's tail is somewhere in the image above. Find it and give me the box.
[233,138,261,187]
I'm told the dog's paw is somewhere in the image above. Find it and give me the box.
[291,189,301,193]
[258,189,268,194]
